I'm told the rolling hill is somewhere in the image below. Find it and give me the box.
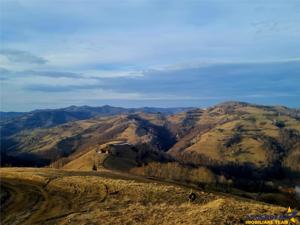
[168,102,300,175]
[1,102,300,176]
[0,105,192,137]
[0,112,26,121]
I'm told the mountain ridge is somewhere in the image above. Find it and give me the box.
[1,101,300,174]
[0,105,194,137]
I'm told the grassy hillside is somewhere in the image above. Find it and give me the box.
[0,168,292,225]
[168,102,300,174]
[57,140,300,209]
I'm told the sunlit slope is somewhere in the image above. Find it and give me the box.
[168,102,300,172]
[0,168,288,225]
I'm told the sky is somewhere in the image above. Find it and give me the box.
[0,0,300,111]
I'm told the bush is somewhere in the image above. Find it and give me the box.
[224,133,241,148]
[274,120,285,128]
[92,164,97,171]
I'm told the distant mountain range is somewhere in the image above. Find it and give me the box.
[1,102,300,183]
[0,112,26,120]
[0,105,194,137]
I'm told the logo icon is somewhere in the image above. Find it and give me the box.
[244,207,298,224]
[287,207,298,224]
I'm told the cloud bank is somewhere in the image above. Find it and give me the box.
[0,0,299,111]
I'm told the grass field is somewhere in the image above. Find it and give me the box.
[0,167,293,225]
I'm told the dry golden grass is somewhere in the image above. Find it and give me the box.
[63,149,100,171]
[118,123,142,144]
[172,104,300,167]
[0,167,289,225]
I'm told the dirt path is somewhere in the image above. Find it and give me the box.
[0,177,94,225]
[1,179,48,225]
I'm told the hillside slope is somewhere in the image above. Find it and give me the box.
[0,167,291,225]
[168,102,300,174]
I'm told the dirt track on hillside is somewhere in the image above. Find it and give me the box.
[1,178,91,225]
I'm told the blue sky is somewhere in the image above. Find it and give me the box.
[0,0,300,111]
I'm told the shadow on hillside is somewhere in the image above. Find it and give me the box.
[0,152,50,167]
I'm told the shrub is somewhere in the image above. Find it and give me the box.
[92,164,97,171]
[274,120,285,128]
